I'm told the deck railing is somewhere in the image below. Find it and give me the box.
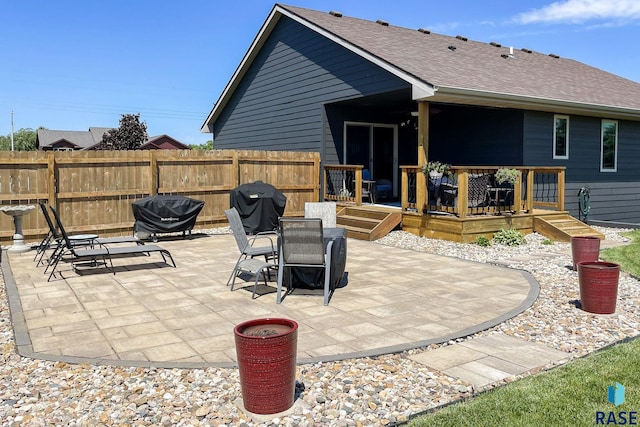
[323,164,363,205]
[400,166,565,218]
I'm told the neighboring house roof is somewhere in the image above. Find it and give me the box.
[140,135,190,150]
[36,128,108,150]
[37,128,187,150]
[202,4,640,131]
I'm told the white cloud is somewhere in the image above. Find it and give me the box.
[515,0,640,24]
[424,21,459,34]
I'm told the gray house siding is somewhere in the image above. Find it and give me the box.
[524,111,640,224]
[213,16,409,154]
[430,105,524,166]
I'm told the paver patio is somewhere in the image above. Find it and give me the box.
[3,232,539,369]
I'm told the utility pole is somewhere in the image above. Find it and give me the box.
[10,111,15,151]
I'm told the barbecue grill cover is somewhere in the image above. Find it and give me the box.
[230,181,286,234]
[132,195,205,234]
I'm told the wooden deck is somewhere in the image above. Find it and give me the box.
[404,209,548,243]
[325,164,602,242]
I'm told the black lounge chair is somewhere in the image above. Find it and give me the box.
[34,202,142,268]
[47,206,175,281]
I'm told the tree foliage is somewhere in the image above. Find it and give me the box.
[0,128,39,151]
[189,140,214,150]
[100,113,148,150]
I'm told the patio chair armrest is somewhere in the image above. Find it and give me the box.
[248,233,277,253]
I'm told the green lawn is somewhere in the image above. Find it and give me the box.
[408,337,640,426]
[408,230,640,426]
[600,229,640,277]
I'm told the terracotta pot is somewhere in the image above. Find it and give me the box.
[571,236,601,270]
[234,318,298,414]
[578,261,620,314]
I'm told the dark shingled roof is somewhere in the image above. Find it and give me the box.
[281,4,640,113]
[202,4,640,131]
[37,128,111,150]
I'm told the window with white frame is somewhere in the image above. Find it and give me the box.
[553,115,569,159]
[601,119,618,172]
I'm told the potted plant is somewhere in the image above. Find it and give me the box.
[494,168,519,186]
[422,161,451,179]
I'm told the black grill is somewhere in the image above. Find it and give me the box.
[230,181,286,234]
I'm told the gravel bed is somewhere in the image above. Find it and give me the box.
[1,226,638,426]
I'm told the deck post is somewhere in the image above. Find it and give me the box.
[417,101,429,210]
[355,167,363,206]
[557,168,565,211]
[526,169,534,212]
[513,170,522,213]
[457,170,469,219]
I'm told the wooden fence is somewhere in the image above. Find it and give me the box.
[0,150,320,245]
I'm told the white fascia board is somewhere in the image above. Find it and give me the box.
[435,86,640,121]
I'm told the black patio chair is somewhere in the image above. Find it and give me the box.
[276,218,334,305]
[468,173,491,208]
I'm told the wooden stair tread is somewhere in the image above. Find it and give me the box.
[336,206,401,241]
[534,215,604,242]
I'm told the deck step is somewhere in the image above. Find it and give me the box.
[534,214,604,242]
[336,206,402,241]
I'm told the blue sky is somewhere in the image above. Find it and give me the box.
[2,0,640,146]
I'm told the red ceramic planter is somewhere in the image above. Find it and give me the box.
[234,318,298,414]
[571,236,601,270]
[578,261,620,314]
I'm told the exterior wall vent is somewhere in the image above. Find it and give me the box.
[455,35,468,41]
[376,19,389,26]
[329,10,343,17]
[521,48,533,53]
[490,42,502,48]
[418,28,431,34]
[549,53,560,59]
[448,45,457,51]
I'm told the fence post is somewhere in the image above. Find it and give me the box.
[313,153,320,202]
[149,150,158,196]
[47,152,56,207]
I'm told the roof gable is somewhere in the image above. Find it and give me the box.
[141,135,190,150]
[202,4,640,130]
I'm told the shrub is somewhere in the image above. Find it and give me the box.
[493,228,526,246]
[475,236,491,247]
[542,238,555,245]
